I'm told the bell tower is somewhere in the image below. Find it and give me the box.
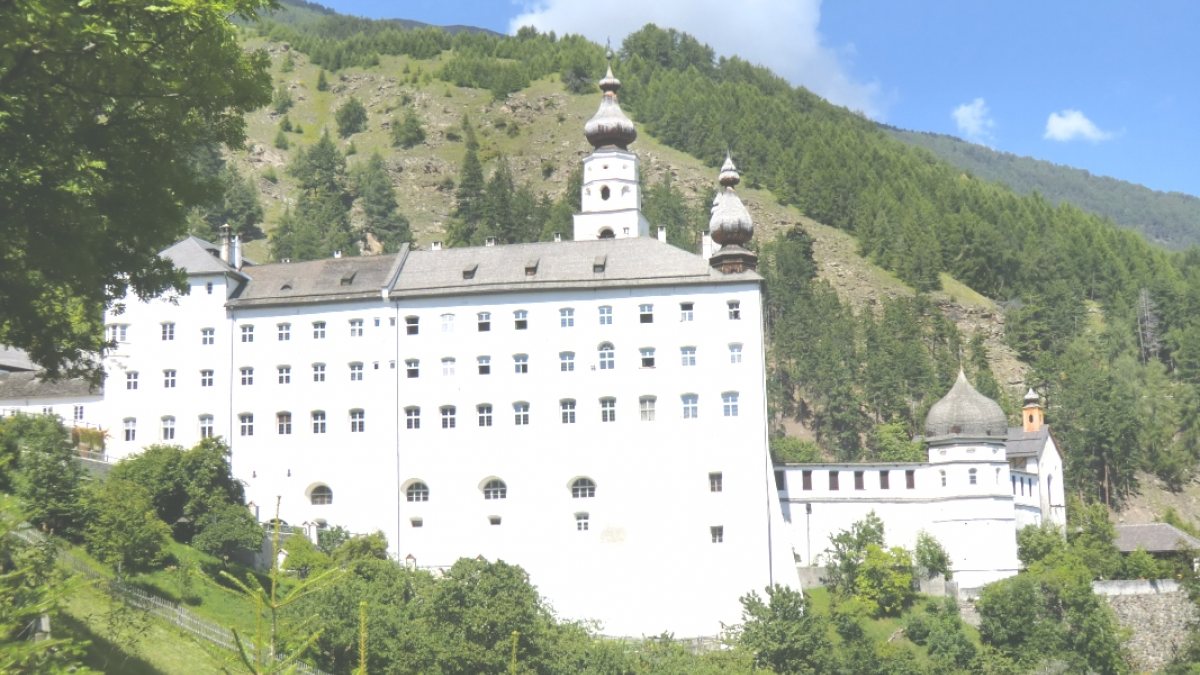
[1022,388,1044,433]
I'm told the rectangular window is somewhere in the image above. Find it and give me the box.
[163,369,177,388]
[349,363,363,381]
[312,321,326,339]
[441,358,456,376]
[640,396,656,421]
[722,392,739,417]
[880,471,890,490]
[513,354,528,374]
[201,328,214,345]
[906,470,916,489]
[162,322,175,341]
[351,409,365,433]
[239,413,254,436]
[513,310,528,330]
[161,417,175,440]
[639,303,654,323]
[312,363,325,382]
[680,302,694,322]
[682,394,699,419]
[576,513,590,532]
[278,366,291,384]
[775,470,786,491]
[440,314,454,333]
[727,300,741,320]
[477,404,493,427]
[350,318,364,337]
[124,418,136,441]
[477,356,491,375]
[405,359,419,378]
[640,348,655,368]
[241,325,254,343]
[710,526,724,544]
[969,468,978,485]
[598,344,615,370]
[106,324,128,343]
[201,369,214,387]
[709,472,723,492]
[559,308,574,327]
[73,405,84,422]
[199,415,213,439]
[941,470,948,487]
[829,472,839,491]
[440,406,455,429]
[513,402,530,426]
[600,397,616,423]
[405,407,420,430]
[560,352,575,372]
[239,367,253,386]
[312,411,326,433]
[205,281,213,295]
[277,412,292,435]
[277,323,291,341]
[729,343,743,364]
[598,305,612,325]
[681,346,697,366]
[561,400,576,424]
[477,312,491,332]
[802,470,813,490]
[405,316,419,335]
[126,372,138,390]
[854,471,865,490]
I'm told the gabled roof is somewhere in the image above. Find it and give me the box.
[0,371,99,400]
[160,236,244,277]
[390,238,758,299]
[229,250,404,307]
[1114,523,1200,553]
[0,346,35,372]
[1006,426,1050,457]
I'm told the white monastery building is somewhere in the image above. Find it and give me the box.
[0,63,1064,634]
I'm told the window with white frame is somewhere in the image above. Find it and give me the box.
[560,399,576,424]
[680,302,694,322]
[598,343,615,370]
[440,313,454,333]
[201,369,214,387]
[164,369,177,388]
[162,322,175,341]
[161,416,175,440]
[513,402,530,426]
[680,346,697,366]
[123,418,136,441]
[312,411,326,433]
[513,310,528,330]
[477,356,491,375]
[350,318,364,337]
[729,343,743,364]
[440,406,456,429]
[598,305,612,325]
[406,482,429,502]
[405,316,419,335]
[477,312,491,332]
[106,324,128,343]
[727,300,741,320]
[513,354,528,374]
[405,407,420,430]
[639,396,656,421]
[682,394,699,419]
[722,392,740,417]
[600,397,616,422]
[278,366,291,384]
[572,478,596,498]
[240,324,254,342]
[640,347,655,368]
[710,526,724,543]
[405,359,419,378]
[311,485,333,505]
[201,328,214,345]
[199,415,213,439]
[559,351,575,372]
[576,513,590,531]
[239,367,253,386]
[639,303,654,323]
[277,323,291,341]
[442,358,456,376]
[350,409,365,432]
[349,362,363,381]
[483,479,507,500]
[312,363,325,382]
[126,371,138,390]
[239,413,254,436]
[477,404,492,427]
[312,321,326,339]
[73,405,84,422]
[560,308,574,327]
[277,412,292,435]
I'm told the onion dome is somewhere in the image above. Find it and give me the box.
[924,370,1008,443]
[708,153,754,246]
[1023,388,1040,405]
[584,63,637,150]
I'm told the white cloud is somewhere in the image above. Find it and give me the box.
[1043,109,1113,142]
[509,0,885,119]
[952,97,994,143]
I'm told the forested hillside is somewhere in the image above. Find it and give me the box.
[888,128,1200,249]
[215,1,1200,510]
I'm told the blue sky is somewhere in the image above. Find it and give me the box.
[315,0,1199,197]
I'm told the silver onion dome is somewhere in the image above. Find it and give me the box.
[583,64,637,150]
[708,153,753,247]
[924,370,1008,442]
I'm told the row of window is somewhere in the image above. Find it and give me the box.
[105,300,745,347]
[404,393,739,429]
[121,409,365,441]
[792,469,919,491]
[399,473,726,505]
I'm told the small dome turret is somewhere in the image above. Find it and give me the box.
[708,153,754,247]
[924,370,1008,443]
[583,60,637,150]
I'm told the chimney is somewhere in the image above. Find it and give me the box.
[1022,388,1044,433]
[431,241,443,251]
[219,224,232,264]
[230,234,242,269]
[333,250,342,259]
[485,237,496,247]
[701,233,715,260]
[553,232,562,243]
[657,226,667,243]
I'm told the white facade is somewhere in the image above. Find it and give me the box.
[573,147,651,241]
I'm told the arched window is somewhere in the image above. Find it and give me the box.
[311,485,333,505]
[571,478,596,498]
[598,342,615,370]
[483,479,507,500]
[406,482,429,502]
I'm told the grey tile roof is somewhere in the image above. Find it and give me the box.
[390,238,758,299]
[0,372,99,400]
[0,346,35,372]
[1114,523,1200,553]
[160,236,243,276]
[1006,426,1050,457]
[229,248,405,307]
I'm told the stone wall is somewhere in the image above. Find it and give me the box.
[1095,580,1196,672]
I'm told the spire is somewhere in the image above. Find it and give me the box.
[583,54,637,150]
[709,153,753,247]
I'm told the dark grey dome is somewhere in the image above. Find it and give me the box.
[924,370,1007,442]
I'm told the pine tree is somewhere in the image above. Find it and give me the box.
[274,128,289,150]
[353,152,411,253]
[643,171,692,249]
[335,96,368,137]
[447,116,485,246]
[391,109,426,148]
[277,130,356,260]
[316,69,329,91]
[481,156,515,243]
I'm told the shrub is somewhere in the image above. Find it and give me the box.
[334,96,367,137]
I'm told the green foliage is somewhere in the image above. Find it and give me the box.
[823,511,885,595]
[923,598,976,670]
[280,51,295,73]
[189,164,266,241]
[334,96,368,137]
[9,414,84,537]
[271,84,294,114]
[390,108,426,148]
[869,422,925,462]
[1016,522,1066,567]
[192,502,264,561]
[352,152,411,252]
[1121,547,1164,579]
[274,128,289,150]
[282,533,331,576]
[316,69,328,91]
[736,584,834,674]
[316,525,351,554]
[770,436,822,463]
[643,171,698,249]
[331,531,389,564]
[1067,498,1123,579]
[914,531,952,580]
[854,544,915,617]
[272,130,356,261]
[82,478,171,574]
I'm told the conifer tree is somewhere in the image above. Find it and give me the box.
[353,152,411,252]
[316,69,329,91]
[391,108,426,148]
[335,96,368,137]
[447,116,485,245]
[274,130,356,260]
